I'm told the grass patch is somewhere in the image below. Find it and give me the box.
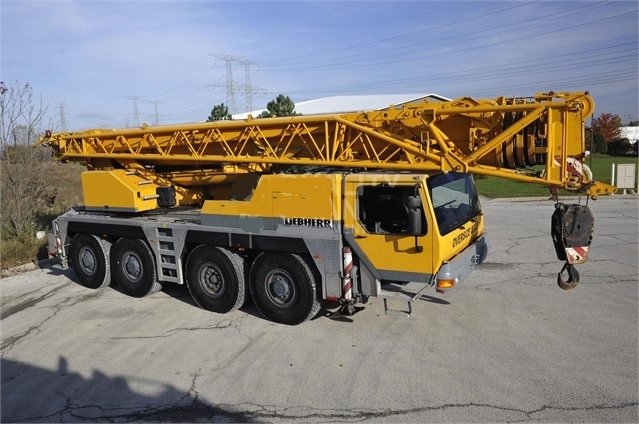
[0,237,49,270]
[475,155,638,198]
[586,154,638,186]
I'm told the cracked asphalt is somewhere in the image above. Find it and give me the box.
[1,197,637,423]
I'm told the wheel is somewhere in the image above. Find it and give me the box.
[185,245,247,313]
[111,238,161,297]
[69,234,112,289]
[249,253,321,325]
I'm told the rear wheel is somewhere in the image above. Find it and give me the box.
[249,253,321,325]
[111,238,161,297]
[69,234,112,289]
[185,245,247,313]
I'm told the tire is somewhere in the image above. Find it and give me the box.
[111,238,161,297]
[69,234,112,289]
[249,253,321,325]
[185,245,247,313]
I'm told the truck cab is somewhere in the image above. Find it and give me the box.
[343,171,487,297]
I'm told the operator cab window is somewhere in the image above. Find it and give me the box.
[428,172,482,236]
[357,185,426,235]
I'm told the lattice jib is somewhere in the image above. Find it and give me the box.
[144,133,165,156]
[38,91,607,193]
[114,135,135,155]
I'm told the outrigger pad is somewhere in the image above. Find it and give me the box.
[551,203,594,264]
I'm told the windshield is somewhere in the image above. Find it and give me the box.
[427,173,482,235]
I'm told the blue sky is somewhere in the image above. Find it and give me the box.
[2,0,638,130]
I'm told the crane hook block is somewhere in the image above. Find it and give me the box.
[551,203,594,265]
[557,262,579,290]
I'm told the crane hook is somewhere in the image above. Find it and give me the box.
[557,262,579,290]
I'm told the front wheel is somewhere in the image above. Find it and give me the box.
[111,238,161,297]
[249,253,321,325]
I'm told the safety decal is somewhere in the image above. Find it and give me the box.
[565,246,589,264]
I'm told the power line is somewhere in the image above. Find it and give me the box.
[139,3,636,124]
[261,8,636,74]
[260,0,539,66]
[207,54,267,114]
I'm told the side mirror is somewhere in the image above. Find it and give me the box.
[406,191,424,252]
[406,195,421,209]
[408,209,421,235]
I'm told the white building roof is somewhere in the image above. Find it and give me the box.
[232,93,450,119]
[620,126,639,144]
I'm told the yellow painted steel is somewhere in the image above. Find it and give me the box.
[340,173,486,277]
[38,91,616,210]
[201,174,340,224]
[343,175,435,276]
[434,216,485,270]
[81,170,160,212]
[270,174,339,220]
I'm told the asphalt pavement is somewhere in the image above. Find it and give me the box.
[1,196,637,422]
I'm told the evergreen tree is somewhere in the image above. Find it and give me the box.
[258,94,299,118]
[206,103,232,121]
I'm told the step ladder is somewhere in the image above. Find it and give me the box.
[156,227,179,284]
[378,282,429,317]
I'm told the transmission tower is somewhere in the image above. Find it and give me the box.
[209,54,245,114]
[150,100,162,125]
[57,102,69,132]
[236,58,266,112]
[126,96,142,126]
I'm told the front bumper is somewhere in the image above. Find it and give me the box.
[435,235,488,290]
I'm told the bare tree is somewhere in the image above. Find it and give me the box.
[0,81,56,240]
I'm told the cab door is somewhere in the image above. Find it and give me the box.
[342,177,435,283]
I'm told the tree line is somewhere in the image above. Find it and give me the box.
[589,113,638,156]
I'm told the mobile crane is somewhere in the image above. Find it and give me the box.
[38,91,616,325]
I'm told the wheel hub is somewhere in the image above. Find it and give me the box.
[79,248,96,275]
[265,269,296,307]
[271,275,290,298]
[200,264,224,296]
[123,253,142,282]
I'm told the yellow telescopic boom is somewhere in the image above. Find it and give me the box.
[39,91,616,200]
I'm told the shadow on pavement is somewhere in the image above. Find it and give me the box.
[1,356,261,422]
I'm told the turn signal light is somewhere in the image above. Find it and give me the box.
[436,278,457,290]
